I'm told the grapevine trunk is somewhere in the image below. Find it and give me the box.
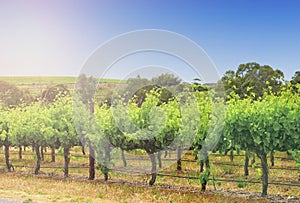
[34,145,41,175]
[149,153,157,186]
[64,147,70,177]
[259,153,269,196]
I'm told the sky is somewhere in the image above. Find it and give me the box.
[0,0,299,82]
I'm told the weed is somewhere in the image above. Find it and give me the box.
[23,199,34,203]
[222,166,236,175]
[97,193,104,198]
[237,181,248,188]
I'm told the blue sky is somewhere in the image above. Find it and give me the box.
[0,0,299,81]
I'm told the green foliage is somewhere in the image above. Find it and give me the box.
[49,96,78,149]
[98,89,181,154]
[199,169,210,184]
[290,150,300,169]
[224,85,300,156]
[255,168,262,180]
[223,85,300,195]
[97,163,110,175]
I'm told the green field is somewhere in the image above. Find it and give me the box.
[0,76,125,85]
[0,76,125,96]
[0,76,76,85]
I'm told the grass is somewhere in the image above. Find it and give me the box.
[0,173,267,203]
[0,148,299,202]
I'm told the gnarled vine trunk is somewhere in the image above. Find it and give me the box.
[201,157,210,192]
[164,150,168,158]
[4,142,11,172]
[41,146,44,161]
[88,147,95,180]
[51,146,55,162]
[88,102,95,180]
[200,160,204,172]
[230,149,234,162]
[157,151,162,169]
[244,151,249,176]
[259,153,268,197]
[177,146,182,171]
[104,149,111,181]
[251,154,256,166]
[121,149,127,167]
[270,150,275,166]
[149,153,157,186]
[34,145,41,175]
[19,146,22,160]
[81,145,86,155]
[194,152,198,161]
[64,147,70,177]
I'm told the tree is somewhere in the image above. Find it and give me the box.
[41,84,69,102]
[291,71,300,85]
[217,70,236,97]
[220,62,285,100]
[151,73,181,87]
[0,81,32,107]
[122,74,182,107]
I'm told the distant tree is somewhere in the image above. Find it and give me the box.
[151,73,181,87]
[0,81,32,107]
[123,75,151,105]
[291,71,300,85]
[75,74,98,105]
[219,62,285,99]
[126,75,150,91]
[41,84,69,102]
[217,70,236,96]
[122,74,182,106]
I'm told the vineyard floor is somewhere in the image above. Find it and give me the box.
[0,172,271,203]
[0,148,300,202]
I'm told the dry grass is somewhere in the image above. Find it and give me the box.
[0,173,268,203]
[0,148,299,202]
